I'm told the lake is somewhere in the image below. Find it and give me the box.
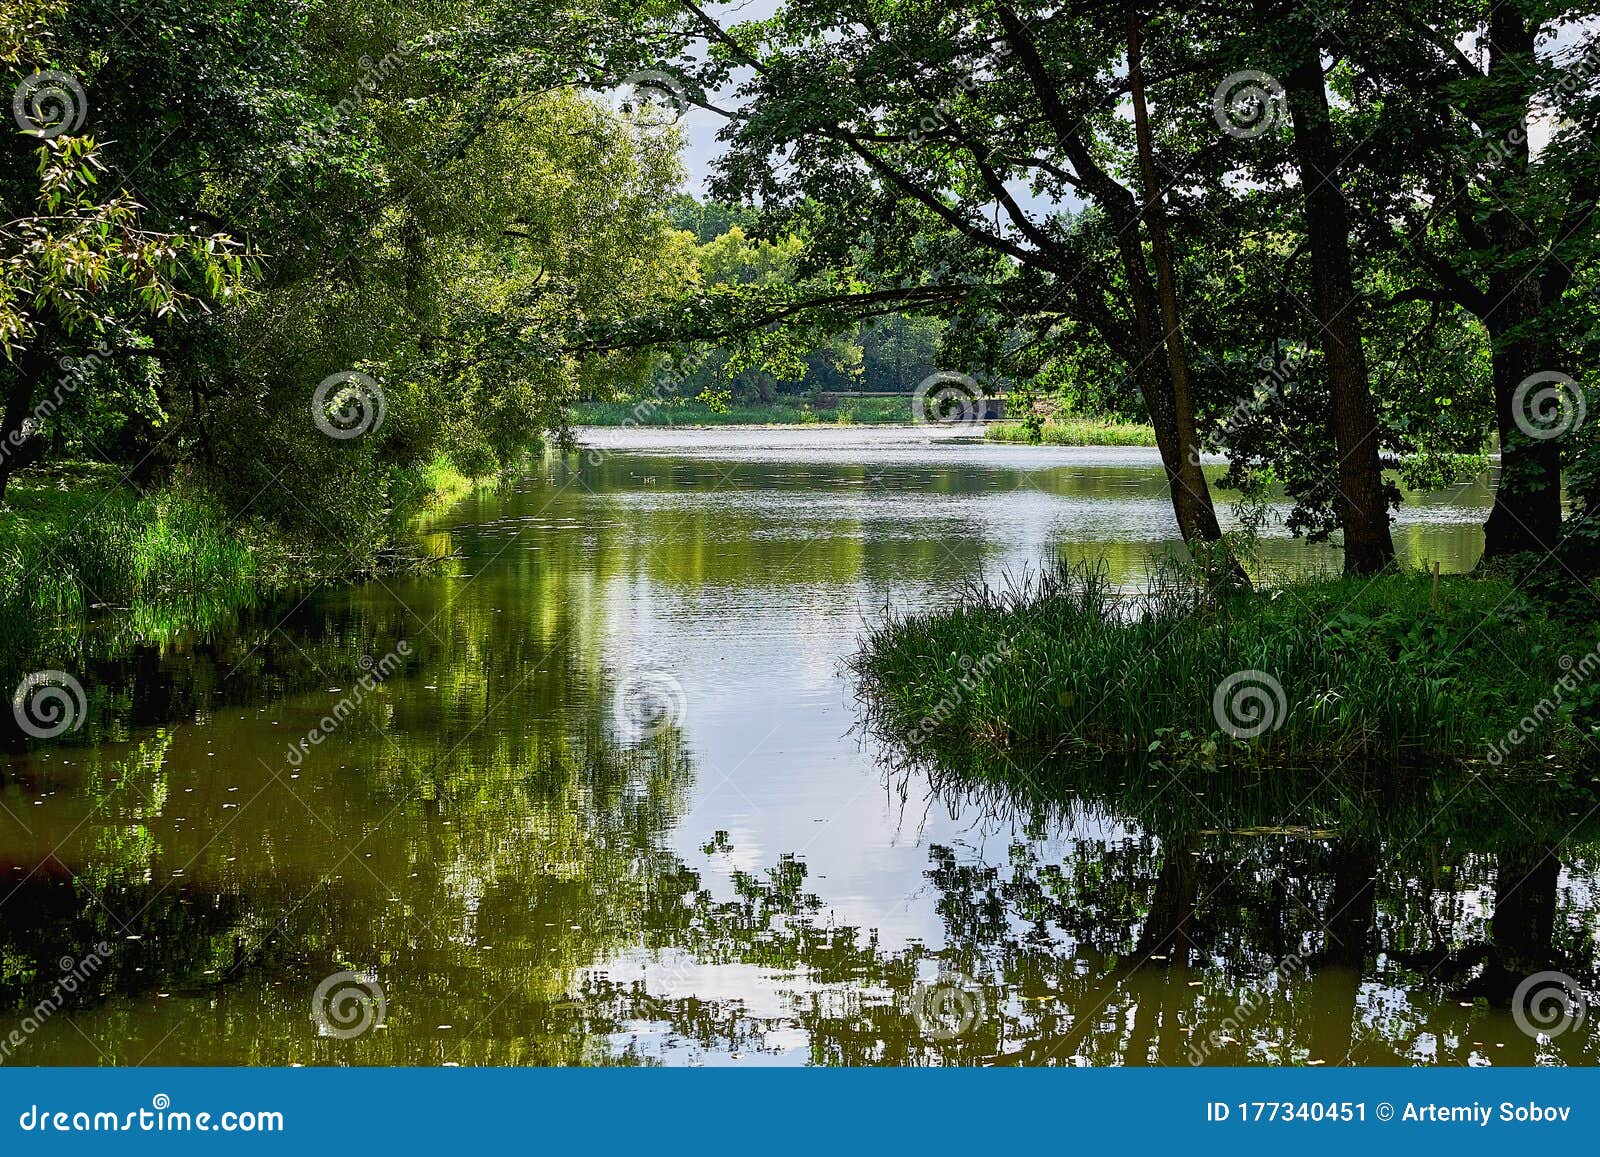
[2,425,1595,1066]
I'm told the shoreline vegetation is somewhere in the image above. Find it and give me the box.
[984,418,1159,446]
[852,560,1600,769]
[571,397,914,426]
[0,455,497,670]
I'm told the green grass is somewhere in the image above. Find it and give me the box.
[852,560,1600,768]
[0,467,259,665]
[0,454,493,671]
[985,417,1159,446]
[572,396,914,426]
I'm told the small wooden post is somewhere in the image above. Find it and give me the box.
[1430,560,1440,610]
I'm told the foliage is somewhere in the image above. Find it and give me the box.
[852,561,1600,766]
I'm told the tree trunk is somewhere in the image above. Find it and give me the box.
[0,344,48,503]
[1480,9,1564,561]
[1125,6,1224,551]
[1283,52,1396,574]
[993,1,1225,546]
[1482,319,1564,558]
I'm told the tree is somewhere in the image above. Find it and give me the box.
[628,0,1232,546]
[0,136,248,499]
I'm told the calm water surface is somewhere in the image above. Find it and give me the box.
[3,426,1596,1066]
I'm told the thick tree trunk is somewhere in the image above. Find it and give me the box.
[1480,10,1564,561]
[1283,54,1396,574]
[1482,318,1564,558]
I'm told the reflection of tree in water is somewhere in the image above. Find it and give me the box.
[0,575,702,1064]
[581,757,1600,1066]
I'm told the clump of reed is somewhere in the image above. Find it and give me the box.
[851,559,1600,767]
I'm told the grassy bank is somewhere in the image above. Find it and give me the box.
[572,397,913,426]
[985,417,1158,446]
[0,456,493,668]
[852,561,1600,767]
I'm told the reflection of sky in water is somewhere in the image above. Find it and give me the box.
[547,428,1508,1059]
[9,425,1586,1067]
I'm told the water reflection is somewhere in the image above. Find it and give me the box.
[2,426,1584,1066]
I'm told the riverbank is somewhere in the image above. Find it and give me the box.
[0,456,493,669]
[852,560,1600,768]
[984,418,1158,446]
[572,397,912,426]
